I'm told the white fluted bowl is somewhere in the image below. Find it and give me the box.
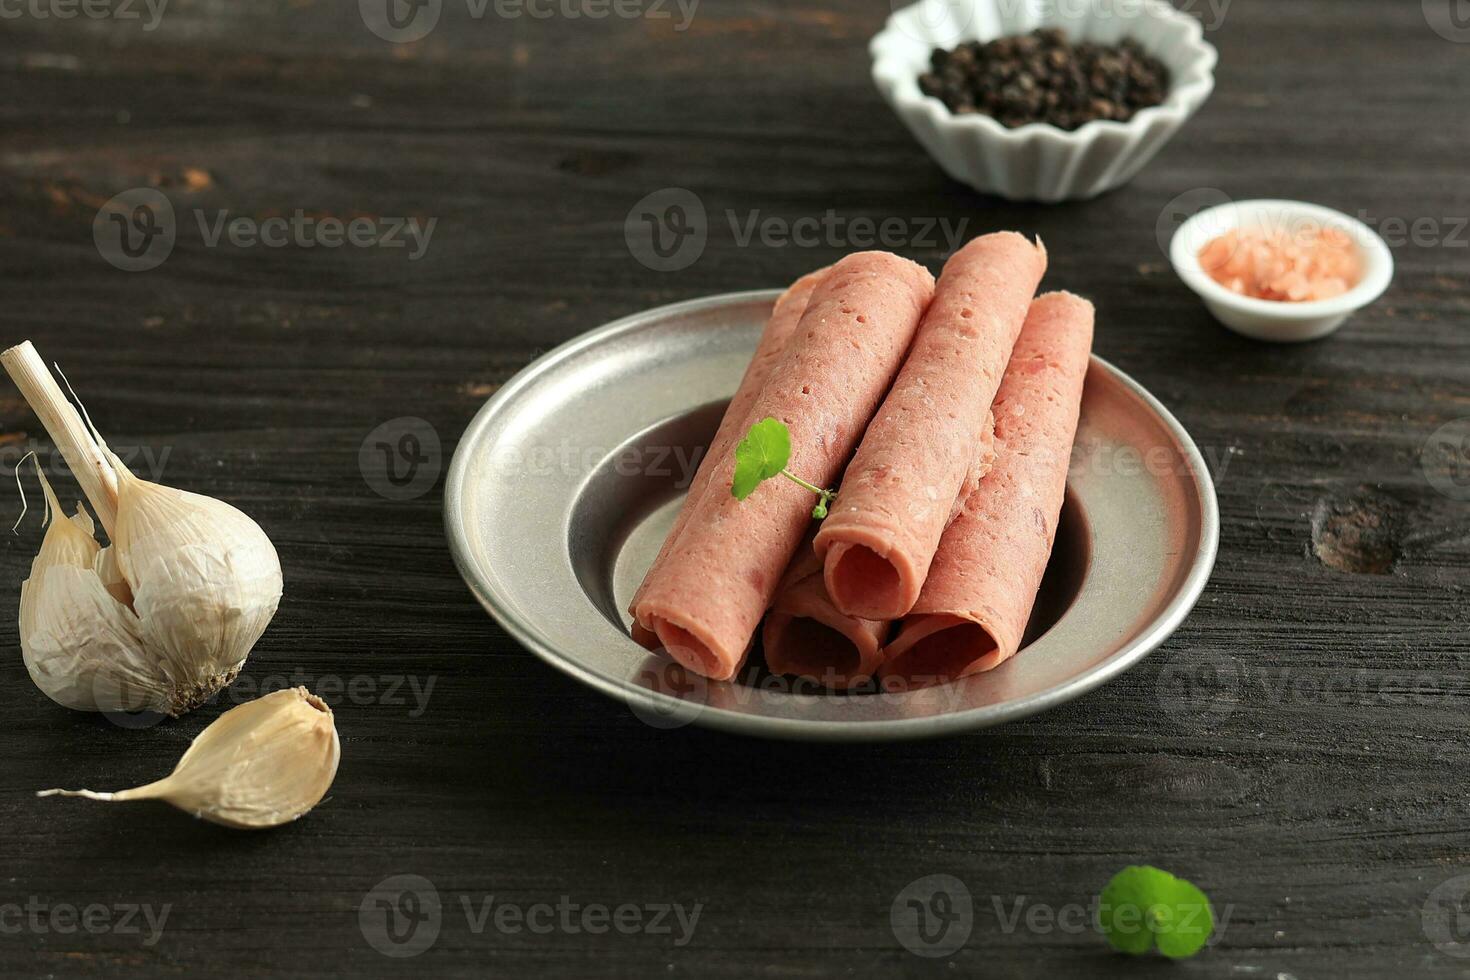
[871,0,1218,202]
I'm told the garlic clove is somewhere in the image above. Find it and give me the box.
[109,454,284,716]
[39,687,340,830]
[19,466,160,714]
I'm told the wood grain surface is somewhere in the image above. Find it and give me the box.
[1,0,1468,976]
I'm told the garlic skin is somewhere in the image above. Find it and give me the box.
[39,687,340,830]
[20,470,157,713]
[109,454,283,715]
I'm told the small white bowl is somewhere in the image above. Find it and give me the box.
[1169,199,1395,343]
[871,0,1217,202]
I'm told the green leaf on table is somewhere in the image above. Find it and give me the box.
[1098,865,1214,959]
[731,417,790,500]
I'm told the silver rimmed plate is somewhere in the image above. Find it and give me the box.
[445,291,1218,741]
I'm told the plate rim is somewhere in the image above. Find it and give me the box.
[445,289,1220,742]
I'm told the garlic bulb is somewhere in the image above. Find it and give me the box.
[39,687,340,829]
[4,341,283,716]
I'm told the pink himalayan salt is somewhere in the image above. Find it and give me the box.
[1198,225,1363,302]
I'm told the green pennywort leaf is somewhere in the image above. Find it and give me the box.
[731,417,790,501]
[1098,866,1214,959]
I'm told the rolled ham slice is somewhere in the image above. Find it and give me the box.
[880,291,1094,687]
[762,414,995,690]
[814,232,1047,621]
[634,252,936,680]
[629,267,830,650]
[761,537,887,690]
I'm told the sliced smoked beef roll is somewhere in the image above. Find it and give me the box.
[629,266,830,650]
[814,233,1047,621]
[880,291,1094,687]
[633,252,935,680]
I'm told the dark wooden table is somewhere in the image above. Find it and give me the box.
[2,0,1467,976]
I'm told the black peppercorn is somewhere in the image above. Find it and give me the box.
[918,28,1170,130]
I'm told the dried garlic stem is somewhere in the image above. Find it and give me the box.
[38,788,133,802]
[0,342,119,537]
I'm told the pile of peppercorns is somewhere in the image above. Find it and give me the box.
[918,28,1170,130]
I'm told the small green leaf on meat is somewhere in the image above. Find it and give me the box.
[732,417,790,500]
[730,417,836,520]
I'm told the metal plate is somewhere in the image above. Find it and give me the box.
[445,291,1218,741]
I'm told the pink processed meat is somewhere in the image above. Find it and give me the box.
[761,538,887,690]
[814,232,1047,621]
[880,291,1094,686]
[629,268,830,650]
[633,252,936,680]
[763,416,995,689]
